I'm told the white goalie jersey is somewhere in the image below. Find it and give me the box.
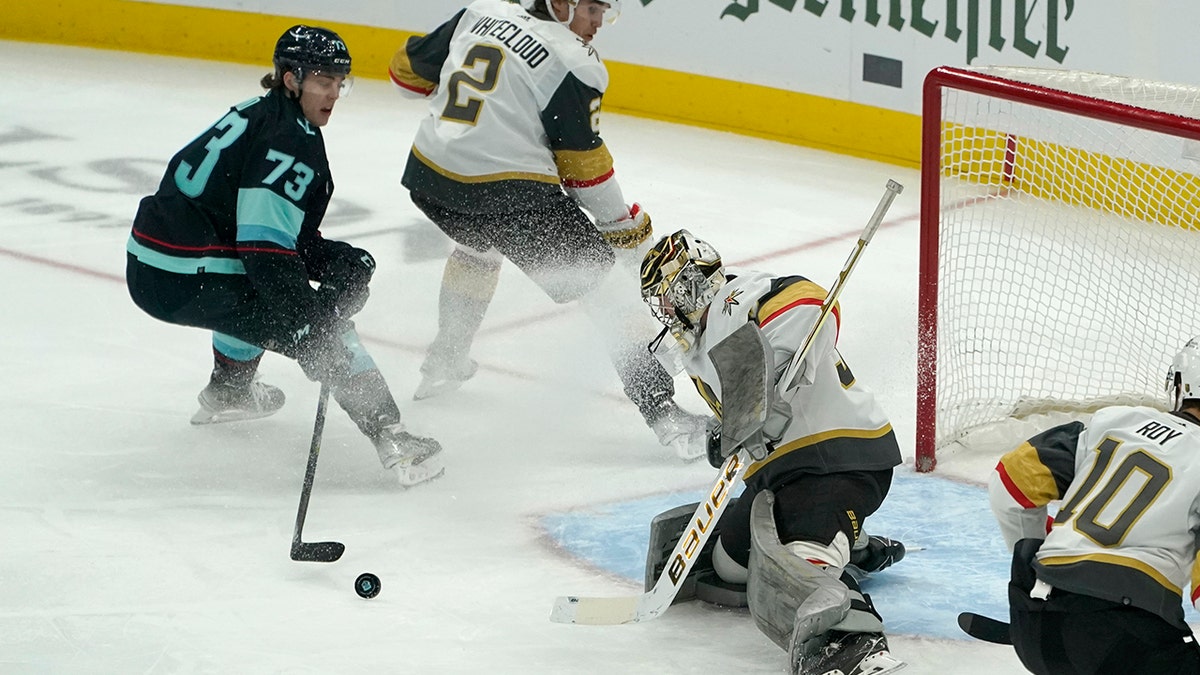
[679,270,901,486]
[989,405,1200,629]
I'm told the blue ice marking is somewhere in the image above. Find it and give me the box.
[539,471,1200,639]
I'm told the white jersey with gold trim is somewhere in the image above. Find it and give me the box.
[393,0,611,187]
[990,405,1200,627]
[679,269,900,484]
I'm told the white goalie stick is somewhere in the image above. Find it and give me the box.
[548,179,905,626]
[779,179,904,393]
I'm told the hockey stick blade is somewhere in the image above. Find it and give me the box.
[550,593,653,625]
[290,541,345,563]
[289,385,344,564]
[957,612,1012,645]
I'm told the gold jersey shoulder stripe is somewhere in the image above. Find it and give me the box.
[997,441,1060,507]
[754,279,831,326]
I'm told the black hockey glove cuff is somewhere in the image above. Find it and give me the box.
[705,418,723,469]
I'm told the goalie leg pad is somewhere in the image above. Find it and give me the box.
[644,499,743,606]
[748,489,850,651]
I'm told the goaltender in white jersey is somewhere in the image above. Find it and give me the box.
[640,231,905,675]
[989,336,1200,674]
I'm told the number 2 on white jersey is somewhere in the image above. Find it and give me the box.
[442,45,505,125]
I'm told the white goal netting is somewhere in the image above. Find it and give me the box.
[918,66,1200,469]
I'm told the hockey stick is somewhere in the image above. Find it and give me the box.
[549,179,903,625]
[550,449,748,624]
[957,612,1012,645]
[779,179,904,393]
[290,383,345,563]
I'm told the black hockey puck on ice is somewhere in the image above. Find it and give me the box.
[355,572,381,599]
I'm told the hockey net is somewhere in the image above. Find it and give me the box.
[916,66,1200,472]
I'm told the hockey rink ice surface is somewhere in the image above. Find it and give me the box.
[6,41,1197,673]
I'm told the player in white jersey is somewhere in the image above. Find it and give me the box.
[640,230,906,675]
[989,336,1200,674]
[388,0,708,461]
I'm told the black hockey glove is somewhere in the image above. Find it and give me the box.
[316,248,376,319]
[706,417,723,469]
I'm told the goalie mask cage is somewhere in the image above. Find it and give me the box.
[916,66,1200,472]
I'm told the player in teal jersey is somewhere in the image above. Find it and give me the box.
[127,25,443,487]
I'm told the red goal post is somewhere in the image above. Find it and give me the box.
[916,66,1200,472]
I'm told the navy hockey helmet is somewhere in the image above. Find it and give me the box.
[273,25,352,78]
[1167,336,1200,411]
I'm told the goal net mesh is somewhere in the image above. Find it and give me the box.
[922,66,1200,463]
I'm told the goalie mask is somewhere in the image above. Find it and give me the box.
[1167,336,1200,411]
[640,229,726,352]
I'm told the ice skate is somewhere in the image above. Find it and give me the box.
[374,423,445,487]
[793,631,905,675]
[412,356,478,401]
[190,379,285,425]
[849,535,906,575]
[649,399,709,461]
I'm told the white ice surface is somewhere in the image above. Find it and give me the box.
[0,40,1056,673]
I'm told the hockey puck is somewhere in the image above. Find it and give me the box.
[355,572,381,599]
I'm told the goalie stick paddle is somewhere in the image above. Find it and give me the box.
[549,323,770,625]
[549,449,749,625]
[957,612,1012,645]
[290,384,345,563]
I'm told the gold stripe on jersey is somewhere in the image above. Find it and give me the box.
[553,145,615,184]
[997,441,1061,507]
[601,220,652,249]
[411,146,560,185]
[745,423,894,480]
[1040,552,1182,596]
[690,374,720,417]
[751,279,836,327]
[389,49,436,94]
